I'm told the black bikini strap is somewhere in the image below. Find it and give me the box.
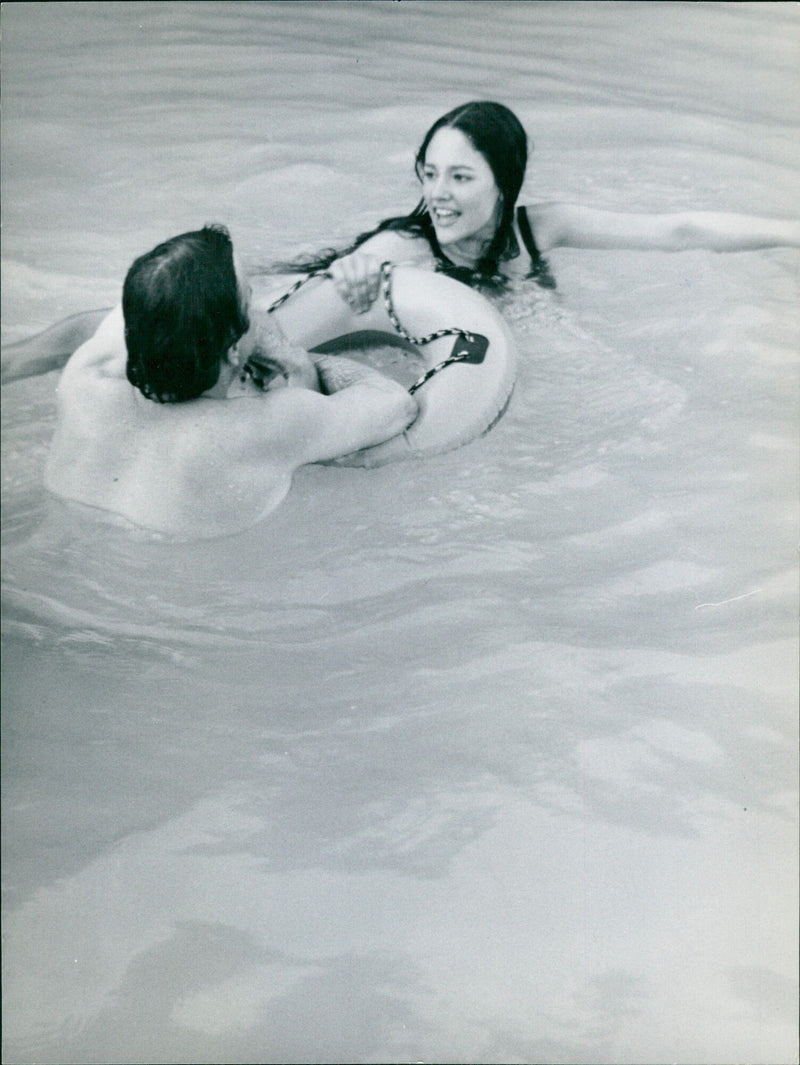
[516,205,539,259]
[517,206,557,289]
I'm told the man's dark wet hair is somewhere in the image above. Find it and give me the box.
[123,224,249,403]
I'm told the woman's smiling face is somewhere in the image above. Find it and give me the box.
[419,127,502,252]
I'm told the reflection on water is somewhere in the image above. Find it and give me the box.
[2,2,799,1063]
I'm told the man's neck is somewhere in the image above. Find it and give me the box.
[202,360,237,399]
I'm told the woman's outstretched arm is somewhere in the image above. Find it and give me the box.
[529,202,800,255]
[1,308,110,385]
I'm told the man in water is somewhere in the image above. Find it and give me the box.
[42,225,418,537]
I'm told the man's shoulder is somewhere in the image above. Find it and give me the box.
[60,305,126,387]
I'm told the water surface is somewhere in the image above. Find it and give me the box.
[2,3,798,1063]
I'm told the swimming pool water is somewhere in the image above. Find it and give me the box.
[2,3,798,1062]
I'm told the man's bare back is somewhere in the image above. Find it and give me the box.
[42,227,417,538]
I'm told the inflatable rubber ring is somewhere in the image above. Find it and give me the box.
[268,265,517,467]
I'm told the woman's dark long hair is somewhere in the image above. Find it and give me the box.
[124,225,249,403]
[280,101,554,289]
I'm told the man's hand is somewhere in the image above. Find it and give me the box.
[240,310,320,391]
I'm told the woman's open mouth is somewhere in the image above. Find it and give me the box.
[431,207,460,226]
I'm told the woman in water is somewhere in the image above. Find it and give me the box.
[3,99,798,382]
[305,100,800,314]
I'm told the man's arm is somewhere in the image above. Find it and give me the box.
[258,355,418,467]
[313,354,397,396]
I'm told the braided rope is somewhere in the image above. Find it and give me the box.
[378,262,485,395]
[264,262,482,397]
[408,357,465,395]
[379,262,476,347]
[266,270,327,313]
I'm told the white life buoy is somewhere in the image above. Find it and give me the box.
[1,265,518,469]
[266,264,518,467]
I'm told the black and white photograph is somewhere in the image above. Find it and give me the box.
[2,2,798,1062]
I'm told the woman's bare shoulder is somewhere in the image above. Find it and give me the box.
[357,228,431,263]
[521,201,582,252]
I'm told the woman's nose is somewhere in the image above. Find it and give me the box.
[430,174,451,199]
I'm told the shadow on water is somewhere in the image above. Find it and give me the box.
[32,926,429,1065]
